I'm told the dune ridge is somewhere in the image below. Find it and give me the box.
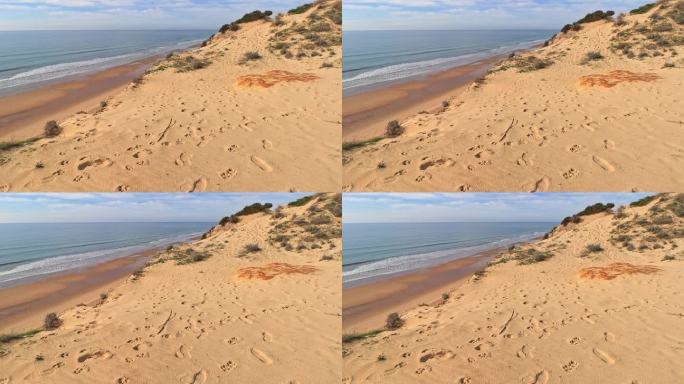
[0,0,341,192]
[0,193,342,383]
[343,193,684,383]
[343,1,684,192]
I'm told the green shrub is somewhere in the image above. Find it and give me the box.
[386,120,404,137]
[630,195,657,207]
[577,10,615,24]
[288,3,313,14]
[630,3,657,15]
[289,195,316,207]
[385,312,404,330]
[44,313,61,330]
[235,10,273,24]
[44,120,62,137]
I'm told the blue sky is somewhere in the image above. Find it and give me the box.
[343,193,651,223]
[344,0,647,30]
[0,0,306,30]
[0,193,308,223]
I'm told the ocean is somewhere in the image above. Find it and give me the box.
[342,222,555,287]
[342,30,556,95]
[0,222,212,288]
[0,30,213,97]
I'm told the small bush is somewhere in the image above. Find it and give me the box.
[377,161,386,169]
[581,243,604,257]
[44,120,62,137]
[320,255,334,261]
[234,10,273,24]
[35,162,45,169]
[44,313,61,330]
[631,195,657,207]
[615,12,627,26]
[630,3,657,15]
[242,243,262,254]
[385,312,404,330]
[581,51,604,64]
[663,62,675,68]
[239,51,262,64]
[652,215,674,225]
[441,293,450,301]
[662,255,676,261]
[289,195,316,207]
[385,120,404,137]
[577,10,615,24]
[99,293,107,301]
[289,3,314,14]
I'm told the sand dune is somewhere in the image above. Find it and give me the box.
[0,1,341,192]
[0,193,342,383]
[342,193,684,383]
[343,1,684,192]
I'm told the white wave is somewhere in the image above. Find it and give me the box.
[0,231,201,288]
[0,39,204,92]
[342,232,543,285]
[342,39,545,92]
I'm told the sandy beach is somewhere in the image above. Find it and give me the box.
[343,250,494,333]
[0,0,342,192]
[343,193,684,383]
[0,193,342,383]
[0,57,158,142]
[343,2,684,192]
[343,55,504,142]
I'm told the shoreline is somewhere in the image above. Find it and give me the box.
[0,54,164,141]
[342,238,539,333]
[0,236,199,334]
[342,54,507,141]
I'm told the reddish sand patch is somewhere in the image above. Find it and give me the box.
[579,70,660,88]
[579,262,661,280]
[236,70,319,88]
[237,262,318,280]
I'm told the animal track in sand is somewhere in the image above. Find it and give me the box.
[593,348,615,364]
[604,139,616,150]
[579,70,660,88]
[175,345,191,359]
[225,144,239,152]
[250,156,273,172]
[250,348,273,364]
[237,263,318,281]
[568,336,582,345]
[592,155,615,172]
[562,360,579,372]
[236,70,319,88]
[563,168,579,179]
[262,139,273,150]
[529,370,549,384]
[116,184,131,192]
[568,144,582,153]
[220,361,237,372]
[517,152,534,166]
[262,331,273,342]
[220,168,237,180]
[185,369,207,384]
[579,263,661,280]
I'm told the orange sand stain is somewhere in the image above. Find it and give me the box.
[236,70,319,88]
[237,262,318,280]
[579,70,660,88]
[579,262,661,280]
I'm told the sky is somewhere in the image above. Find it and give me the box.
[343,193,652,223]
[0,193,308,223]
[0,0,306,30]
[344,0,648,30]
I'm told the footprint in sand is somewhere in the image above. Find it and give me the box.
[220,169,237,180]
[77,158,112,171]
[0,184,10,192]
[517,152,534,166]
[175,345,191,359]
[116,185,131,192]
[517,344,533,358]
[225,337,239,345]
[250,348,273,364]
[593,348,615,364]
[457,378,473,384]
[568,336,582,345]
[604,139,616,150]
[250,156,273,172]
[262,331,273,342]
[220,361,237,372]
[77,350,112,363]
[531,177,550,192]
[568,144,582,153]
[262,139,273,150]
[563,168,579,179]
[184,369,207,384]
[529,370,549,384]
[114,377,130,384]
[592,155,615,172]
[176,152,192,166]
[604,331,615,342]
[225,144,239,153]
[190,177,208,192]
[562,360,579,372]
[475,149,495,159]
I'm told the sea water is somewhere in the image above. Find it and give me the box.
[0,222,212,288]
[343,30,556,95]
[343,222,555,287]
[0,30,213,97]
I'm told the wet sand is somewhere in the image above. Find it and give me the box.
[342,248,500,333]
[342,55,505,141]
[0,57,159,141]
[0,234,200,334]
